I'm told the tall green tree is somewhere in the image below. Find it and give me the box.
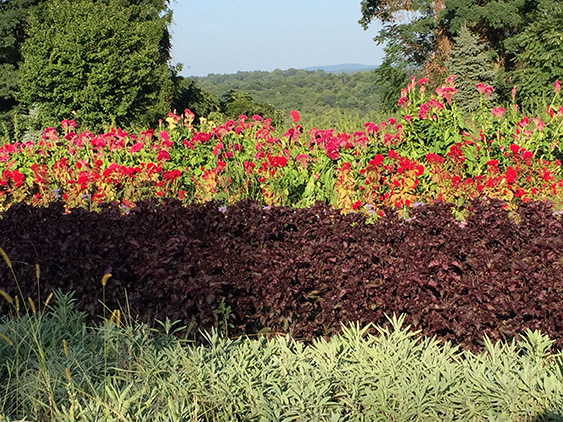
[511,0,563,111]
[18,0,173,130]
[446,24,496,111]
[0,0,44,135]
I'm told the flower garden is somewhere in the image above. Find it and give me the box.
[2,77,563,420]
[1,77,562,217]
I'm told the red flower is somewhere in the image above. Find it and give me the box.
[555,80,561,93]
[369,154,384,167]
[387,150,399,159]
[290,110,300,123]
[426,153,444,164]
[352,201,362,210]
[269,155,288,168]
[505,166,517,183]
[156,150,170,161]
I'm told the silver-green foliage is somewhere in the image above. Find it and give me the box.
[1,297,563,421]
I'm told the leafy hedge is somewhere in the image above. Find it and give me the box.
[1,198,563,351]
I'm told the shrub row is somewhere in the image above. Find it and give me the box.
[1,199,563,351]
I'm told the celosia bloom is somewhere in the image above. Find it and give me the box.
[484,85,494,99]
[156,150,170,161]
[505,166,517,183]
[290,110,300,123]
[295,153,310,168]
[426,153,445,164]
[129,142,143,154]
[492,107,505,118]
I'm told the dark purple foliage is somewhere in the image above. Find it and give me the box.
[1,199,563,351]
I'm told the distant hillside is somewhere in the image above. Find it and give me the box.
[192,67,384,118]
[303,63,378,74]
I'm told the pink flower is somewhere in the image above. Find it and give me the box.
[159,130,169,143]
[446,75,455,84]
[418,103,430,120]
[364,122,379,134]
[295,153,310,168]
[418,77,428,86]
[476,83,485,94]
[213,142,224,156]
[492,107,505,118]
[555,80,561,93]
[290,110,300,123]
[129,142,143,154]
[484,85,494,99]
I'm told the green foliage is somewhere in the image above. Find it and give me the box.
[194,68,385,119]
[446,25,496,111]
[0,0,44,137]
[169,66,220,123]
[18,0,173,131]
[359,0,558,104]
[218,89,283,124]
[511,0,563,112]
[3,298,563,420]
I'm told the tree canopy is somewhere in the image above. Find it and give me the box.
[17,0,173,130]
[359,0,562,111]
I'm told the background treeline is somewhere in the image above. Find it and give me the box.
[192,69,385,121]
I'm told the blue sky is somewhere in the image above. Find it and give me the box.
[169,0,385,77]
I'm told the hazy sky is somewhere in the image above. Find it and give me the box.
[169,0,385,77]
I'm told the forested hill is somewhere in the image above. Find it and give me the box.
[192,68,384,117]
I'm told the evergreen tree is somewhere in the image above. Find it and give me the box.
[18,0,173,131]
[446,25,496,111]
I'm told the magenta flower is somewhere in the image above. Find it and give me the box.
[129,142,143,154]
[157,150,170,161]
